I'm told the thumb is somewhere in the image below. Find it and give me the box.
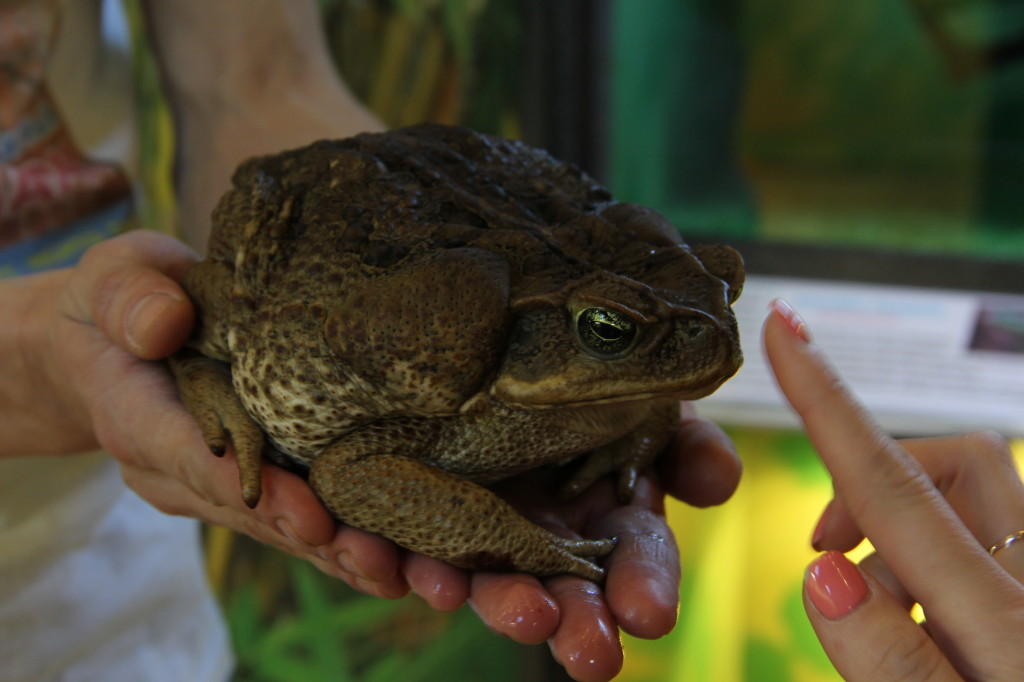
[62,231,198,359]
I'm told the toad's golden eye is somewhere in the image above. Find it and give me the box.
[575,308,638,357]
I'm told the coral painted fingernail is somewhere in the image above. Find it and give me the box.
[769,298,812,343]
[806,551,868,620]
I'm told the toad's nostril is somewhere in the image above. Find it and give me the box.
[684,320,708,342]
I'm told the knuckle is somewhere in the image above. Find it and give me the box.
[174,450,218,503]
[965,430,1014,465]
[75,243,155,333]
[847,442,936,518]
[873,624,947,681]
[79,232,142,270]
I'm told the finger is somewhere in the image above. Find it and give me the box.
[545,576,623,682]
[660,405,742,507]
[814,437,1024,588]
[764,301,1021,625]
[122,440,332,549]
[989,531,1024,584]
[305,525,409,599]
[815,432,1024,582]
[122,463,313,558]
[330,524,402,583]
[468,573,560,645]
[402,553,470,612]
[902,432,1024,555]
[592,476,680,639]
[804,551,961,682]
[812,497,864,553]
[122,462,412,599]
[294,543,408,599]
[64,230,198,359]
[98,369,338,547]
[858,552,915,611]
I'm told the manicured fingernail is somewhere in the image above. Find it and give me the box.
[806,551,868,620]
[126,291,183,352]
[769,298,812,343]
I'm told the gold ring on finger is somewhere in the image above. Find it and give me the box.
[988,530,1024,557]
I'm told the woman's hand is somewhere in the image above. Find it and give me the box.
[764,299,1024,681]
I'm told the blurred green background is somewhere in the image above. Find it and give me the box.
[611,0,1024,257]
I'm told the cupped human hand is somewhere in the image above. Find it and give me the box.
[399,406,740,682]
[764,299,1024,681]
[47,230,410,598]
[51,230,743,680]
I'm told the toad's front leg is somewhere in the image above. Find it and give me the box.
[170,350,266,507]
[560,400,680,503]
[308,433,615,582]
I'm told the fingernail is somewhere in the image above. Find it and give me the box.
[336,549,368,580]
[806,551,868,620]
[275,518,298,544]
[126,292,182,353]
[769,298,812,343]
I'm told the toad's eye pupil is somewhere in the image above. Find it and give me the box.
[576,308,637,356]
[592,320,626,341]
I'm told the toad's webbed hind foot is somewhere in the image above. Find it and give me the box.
[170,350,266,507]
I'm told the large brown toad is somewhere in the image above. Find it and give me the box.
[171,123,743,582]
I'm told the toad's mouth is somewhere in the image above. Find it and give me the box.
[516,377,734,409]
[488,356,742,410]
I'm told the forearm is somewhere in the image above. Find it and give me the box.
[140,0,384,246]
[141,0,356,119]
[0,271,96,457]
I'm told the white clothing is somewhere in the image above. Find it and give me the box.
[0,455,233,682]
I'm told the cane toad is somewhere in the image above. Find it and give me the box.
[171,123,743,582]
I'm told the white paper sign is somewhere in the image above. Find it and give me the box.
[699,275,1024,437]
